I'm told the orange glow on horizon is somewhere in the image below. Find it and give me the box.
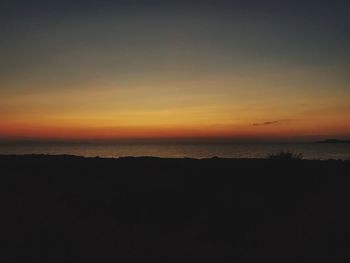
[1,70,349,141]
[1,116,349,141]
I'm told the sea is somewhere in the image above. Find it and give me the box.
[0,142,349,160]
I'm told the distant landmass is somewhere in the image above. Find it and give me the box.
[316,139,350,143]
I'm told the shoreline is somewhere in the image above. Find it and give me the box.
[0,153,349,161]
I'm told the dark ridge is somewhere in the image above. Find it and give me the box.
[316,139,350,143]
[1,155,350,262]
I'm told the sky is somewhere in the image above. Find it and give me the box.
[1,0,349,141]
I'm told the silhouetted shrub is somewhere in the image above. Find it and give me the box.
[267,151,303,161]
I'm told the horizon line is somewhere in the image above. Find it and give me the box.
[1,137,349,144]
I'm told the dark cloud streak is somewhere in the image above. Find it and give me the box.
[252,120,280,126]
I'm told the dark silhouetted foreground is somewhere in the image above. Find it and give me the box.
[1,155,350,262]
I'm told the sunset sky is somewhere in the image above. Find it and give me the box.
[1,0,349,141]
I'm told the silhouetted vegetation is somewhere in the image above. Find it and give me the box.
[267,151,303,160]
[0,155,349,262]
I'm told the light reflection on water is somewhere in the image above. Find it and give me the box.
[1,142,350,160]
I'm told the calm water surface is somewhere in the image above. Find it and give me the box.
[0,143,350,160]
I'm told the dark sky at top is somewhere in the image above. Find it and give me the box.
[2,0,350,27]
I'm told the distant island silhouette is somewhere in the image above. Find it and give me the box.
[316,139,350,143]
